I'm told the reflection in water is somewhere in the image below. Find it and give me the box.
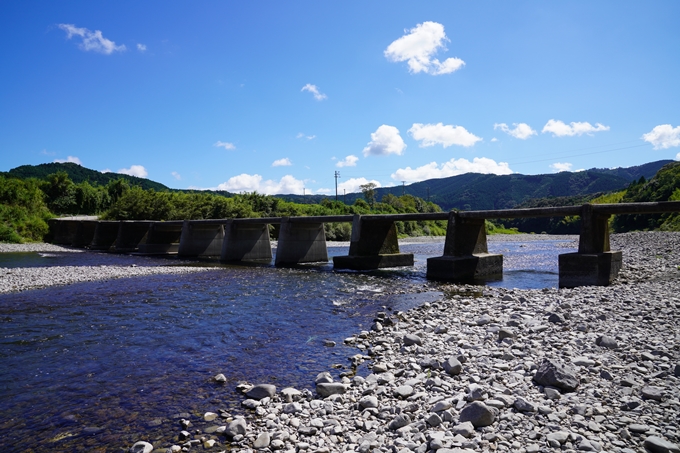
[0,237,575,452]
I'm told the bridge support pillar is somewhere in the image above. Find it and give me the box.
[115,221,153,253]
[427,212,503,281]
[275,218,328,265]
[559,204,621,287]
[333,215,413,270]
[137,222,183,255]
[221,221,272,262]
[89,221,122,251]
[178,221,225,257]
[48,219,79,245]
[72,220,98,247]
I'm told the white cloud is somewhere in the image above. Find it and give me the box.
[58,24,126,54]
[214,141,236,150]
[101,168,111,173]
[338,178,382,194]
[336,155,359,168]
[301,84,327,101]
[137,43,147,52]
[216,174,304,195]
[642,124,680,150]
[391,157,512,183]
[409,123,482,148]
[676,152,680,161]
[171,171,181,180]
[494,123,537,140]
[363,125,407,157]
[490,138,498,142]
[316,188,332,195]
[272,158,292,167]
[296,133,316,140]
[118,165,148,178]
[549,162,573,172]
[54,156,82,165]
[384,21,465,75]
[542,119,610,137]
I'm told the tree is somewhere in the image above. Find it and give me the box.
[360,182,377,207]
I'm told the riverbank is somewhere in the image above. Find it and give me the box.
[125,231,679,453]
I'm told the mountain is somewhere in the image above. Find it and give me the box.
[3,162,170,192]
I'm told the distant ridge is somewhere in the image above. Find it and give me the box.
[3,162,170,192]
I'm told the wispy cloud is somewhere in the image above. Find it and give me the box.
[494,123,537,140]
[642,124,680,150]
[296,132,316,140]
[301,84,327,101]
[336,155,359,168]
[171,171,181,180]
[385,21,465,75]
[118,165,148,178]
[137,43,147,52]
[58,24,126,54]
[214,141,236,150]
[363,125,407,157]
[54,156,82,165]
[272,158,292,167]
[542,119,610,137]
[549,162,573,172]
[409,123,481,148]
[391,157,512,183]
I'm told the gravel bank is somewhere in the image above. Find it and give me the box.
[128,232,680,453]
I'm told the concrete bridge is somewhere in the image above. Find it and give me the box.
[47,201,680,288]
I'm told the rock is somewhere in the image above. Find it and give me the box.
[498,328,515,340]
[129,441,153,453]
[629,424,650,433]
[388,414,411,430]
[403,334,422,346]
[547,432,569,445]
[253,432,271,449]
[513,397,536,412]
[425,412,442,427]
[283,402,303,414]
[443,357,463,375]
[533,358,579,392]
[281,387,302,402]
[477,314,492,325]
[226,418,247,437]
[459,401,496,428]
[245,384,276,400]
[641,386,664,401]
[596,335,619,349]
[359,395,379,409]
[315,371,333,384]
[452,421,476,438]
[213,373,227,383]
[548,313,565,323]
[204,412,218,421]
[394,385,414,398]
[643,436,680,453]
[316,382,347,397]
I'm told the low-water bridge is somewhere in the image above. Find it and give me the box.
[48,201,680,288]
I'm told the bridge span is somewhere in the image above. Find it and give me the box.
[48,201,680,288]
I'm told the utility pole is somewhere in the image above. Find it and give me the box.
[343,189,346,204]
[401,181,405,196]
[334,171,340,202]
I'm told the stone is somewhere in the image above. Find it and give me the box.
[403,334,422,346]
[498,328,515,340]
[389,414,411,430]
[204,412,218,422]
[315,371,333,384]
[643,436,680,453]
[641,386,664,401]
[477,314,492,325]
[253,432,271,449]
[548,312,565,323]
[513,397,536,412]
[533,358,579,392]
[443,357,463,375]
[283,402,303,414]
[596,335,618,349]
[246,384,276,400]
[459,401,496,428]
[226,418,247,437]
[425,412,442,427]
[629,424,650,433]
[359,395,379,409]
[546,432,569,445]
[316,382,347,397]
[129,441,153,453]
[213,373,227,383]
[281,387,302,402]
[452,421,476,438]
[394,385,414,398]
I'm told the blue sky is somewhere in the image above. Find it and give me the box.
[1,1,679,195]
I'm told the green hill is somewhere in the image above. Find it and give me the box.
[3,162,170,192]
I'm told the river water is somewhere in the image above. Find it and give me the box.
[0,236,576,452]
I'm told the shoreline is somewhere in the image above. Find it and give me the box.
[122,231,679,453]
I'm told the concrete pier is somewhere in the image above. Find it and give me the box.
[178,220,225,257]
[136,222,183,255]
[89,221,121,251]
[333,215,414,270]
[275,218,328,265]
[115,221,154,253]
[427,212,503,281]
[221,220,272,262]
[559,204,622,287]
[48,219,79,245]
[72,220,98,248]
